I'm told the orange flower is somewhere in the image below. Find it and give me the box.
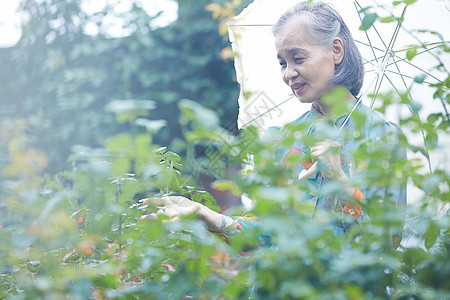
[76,236,98,255]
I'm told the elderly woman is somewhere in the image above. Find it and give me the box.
[141,2,406,244]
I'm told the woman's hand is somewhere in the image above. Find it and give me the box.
[140,196,223,232]
[311,139,346,180]
[140,196,200,223]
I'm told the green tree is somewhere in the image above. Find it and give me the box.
[0,0,243,173]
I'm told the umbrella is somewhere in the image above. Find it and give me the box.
[227,0,450,203]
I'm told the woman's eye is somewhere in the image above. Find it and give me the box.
[279,61,287,68]
[294,58,305,64]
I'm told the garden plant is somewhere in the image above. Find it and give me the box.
[0,0,449,299]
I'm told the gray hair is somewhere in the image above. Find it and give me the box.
[273,2,364,97]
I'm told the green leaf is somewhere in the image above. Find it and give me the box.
[359,13,378,31]
[427,113,442,124]
[421,174,440,192]
[164,151,181,163]
[201,191,216,204]
[322,87,349,115]
[414,74,427,84]
[410,100,422,113]
[243,91,252,99]
[424,131,438,149]
[406,47,418,61]
[135,134,152,159]
[424,222,439,250]
[380,16,394,23]
[358,6,373,14]
[155,146,167,154]
[111,157,131,176]
[157,214,171,222]
[173,161,184,171]
[106,134,132,154]
[27,261,40,273]
[429,30,445,43]
[404,0,417,5]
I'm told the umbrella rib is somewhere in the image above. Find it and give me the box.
[362,57,377,68]
[392,57,417,103]
[388,57,443,83]
[390,44,443,62]
[384,70,434,85]
[241,95,295,128]
[369,24,389,51]
[388,58,433,172]
[387,44,445,81]
[364,54,386,66]
[395,42,447,53]
[370,71,386,108]
[365,43,440,66]
[354,0,389,50]
[383,75,433,173]
[355,40,385,53]
[367,4,406,108]
[383,73,403,98]
[354,0,379,64]
[394,54,450,123]
[336,74,381,136]
[400,26,450,74]
[363,43,441,67]
[343,74,380,129]
[380,5,406,67]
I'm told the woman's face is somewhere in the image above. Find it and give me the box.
[275,17,343,105]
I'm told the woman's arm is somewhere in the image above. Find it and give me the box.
[196,201,225,232]
[140,196,224,232]
[140,196,270,247]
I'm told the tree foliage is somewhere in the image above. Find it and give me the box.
[0,0,243,173]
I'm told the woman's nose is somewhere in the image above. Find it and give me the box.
[284,63,299,82]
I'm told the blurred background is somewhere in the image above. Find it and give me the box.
[0,0,250,171]
[0,0,259,211]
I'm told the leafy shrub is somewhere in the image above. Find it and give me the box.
[0,0,449,299]
[1,87,449,299]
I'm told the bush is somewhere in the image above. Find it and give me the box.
[0,0,449,299]
[1,88,449,298]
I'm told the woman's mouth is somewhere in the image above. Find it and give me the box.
[291,83,306,95]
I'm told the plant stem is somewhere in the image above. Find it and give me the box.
[115,179,123,253]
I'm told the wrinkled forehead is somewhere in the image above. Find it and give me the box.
[274,14,319,47]
[274,15,320,51]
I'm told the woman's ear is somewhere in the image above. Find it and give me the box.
[332,38,344,64]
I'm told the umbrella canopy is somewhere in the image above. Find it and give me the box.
[227,0,450,204]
